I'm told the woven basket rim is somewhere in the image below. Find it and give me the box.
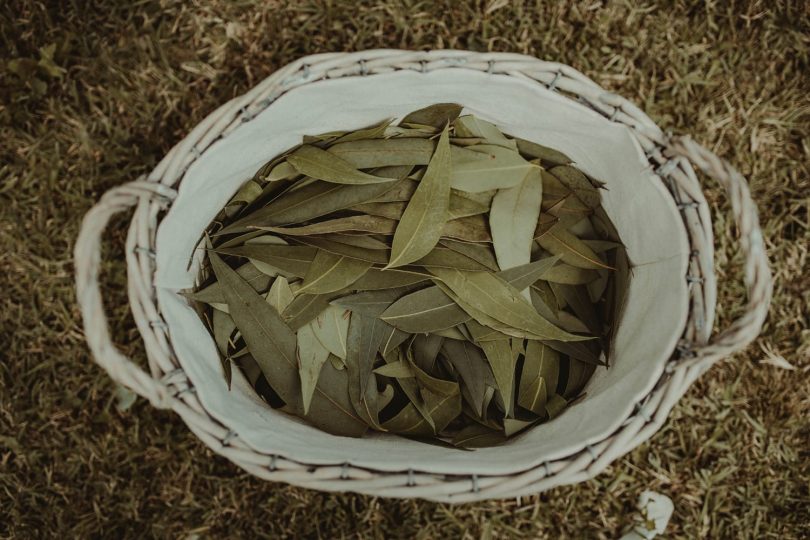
[74,49,772,502]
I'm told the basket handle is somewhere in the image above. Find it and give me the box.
[665,136,772,367]
[75,180,177,409]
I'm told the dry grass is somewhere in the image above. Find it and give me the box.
[1,0,808,538]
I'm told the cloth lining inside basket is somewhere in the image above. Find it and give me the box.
[155,68,690,475]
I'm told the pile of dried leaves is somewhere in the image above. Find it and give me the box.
[186,104,628,448]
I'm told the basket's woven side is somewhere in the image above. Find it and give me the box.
[75,50,771,502]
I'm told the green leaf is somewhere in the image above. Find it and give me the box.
[297,322,332,414]
[428,267,589,341]
[490,166,543,273]
[309,305,350,359]
[401,103,463,128]
[286,145,395,185]
[451,145,538,193]
[214,245,315,278]
[387,125,452,268]
[297,250,373,295]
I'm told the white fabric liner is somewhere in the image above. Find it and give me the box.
[155,69,690,475]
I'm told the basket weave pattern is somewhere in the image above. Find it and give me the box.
[74,50,771,502]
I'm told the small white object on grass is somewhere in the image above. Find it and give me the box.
[619,490,674,540]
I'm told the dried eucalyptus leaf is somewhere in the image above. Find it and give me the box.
[214,245,316,278]
[411,334,444,373]
[266,276,294,313]
[401,102,463,128]
[257,215,398,236]
[441,340,496,418]
[387,125,452,268]
[351,267,431,290]
[451,145,538,193]
[310,305,350,359]
[297,250,373,295]
[490,166,543,273]
[183,262,272,305]
[519,341,558,414]
[549,165,601,209]
[208,251,300,407]
[287,145,395,185]
[297,322,331,414]
[451,424,508,448]
[480,339,517,418]
[512,136,573,167]
[536,227,613,270]
[332,118,393,143]
[439,239,499,271]
[428,267,589,342]
[282,291,337,330]
[373,360,415,378]
[454,115,517,150]
[331,286,416,317]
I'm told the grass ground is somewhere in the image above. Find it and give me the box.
[1,1,808,538]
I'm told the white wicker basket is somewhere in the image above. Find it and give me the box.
[75,50,771,502]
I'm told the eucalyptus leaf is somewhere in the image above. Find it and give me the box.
[489,166,543,276]
[310,305,350,359]
[428,267,589,342]
[512,136,573,167]
[401,103,463,128]
[265,276,295,314]
[297,250,373,295]
[387,125,452,268]
[287,145,395,185]
[297,322,332,414]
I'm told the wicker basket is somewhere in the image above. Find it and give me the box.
[75,50,771,502]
